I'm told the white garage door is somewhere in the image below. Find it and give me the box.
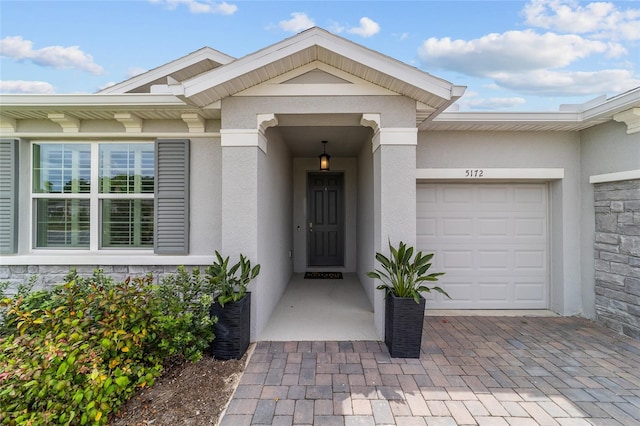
[417,183,548,309]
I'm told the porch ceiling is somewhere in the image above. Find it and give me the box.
[274,113,371,157]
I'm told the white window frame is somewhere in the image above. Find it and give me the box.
[30,141,155,252]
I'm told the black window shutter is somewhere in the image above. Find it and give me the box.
[154,139,190,254]
[0,139,18,254]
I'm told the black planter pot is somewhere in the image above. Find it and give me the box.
[209,292,251,360]
[385,293,425,358]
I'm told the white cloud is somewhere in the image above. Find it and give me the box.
[492,69,640,96]
[347,17,380,38]
[418,30,623,76]
[0,36,104,74]
[0,80,55,94]
[149,0,237,15]
[278,12,315,33]
[523,0,640,40]
[456,91,526,110]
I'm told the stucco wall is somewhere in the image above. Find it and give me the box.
[416,130,583,315]
[255,130,294,338]
[221,96,416,129]
[189,138,222,255]
[593,179,640,339]
[357,138,375,306]
[581,120,640,318]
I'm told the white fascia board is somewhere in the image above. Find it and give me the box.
[581,87,640,121]
[183,27,456,101]
[432,111,581,124]
[590,169,640,184]
[0,93,187,107]
[99,47,236,94]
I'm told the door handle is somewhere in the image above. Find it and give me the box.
[309,222,313,232]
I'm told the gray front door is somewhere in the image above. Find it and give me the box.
[307,172,344,266]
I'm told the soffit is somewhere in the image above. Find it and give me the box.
[0,94,220,121]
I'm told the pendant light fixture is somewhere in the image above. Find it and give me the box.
[319,140,330,171]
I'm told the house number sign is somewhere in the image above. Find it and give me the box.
[465,169,485,178]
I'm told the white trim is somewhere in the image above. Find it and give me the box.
[0,254,215,266]
[220,129,266,153]
[0,93,188,106]
[371,127,417,152]
[181,113,206,133]
[0,116,16,131]
[234,83,396,97]
[416,168,565,180]
[114,113,143,133]
[613,108,640,134]
[589,169,640,184]
[48,113,80,133]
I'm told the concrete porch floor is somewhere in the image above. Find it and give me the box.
[258,273,379,341]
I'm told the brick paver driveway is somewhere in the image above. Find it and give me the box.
[220,316,640,425]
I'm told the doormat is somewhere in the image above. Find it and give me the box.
[304,272,343,279]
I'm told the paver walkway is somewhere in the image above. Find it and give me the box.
[220,316,640,425]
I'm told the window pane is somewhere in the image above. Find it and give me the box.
[33,144,91,193]
[99,144,154,194]
[101,199,154,248]
[35,199,90,248]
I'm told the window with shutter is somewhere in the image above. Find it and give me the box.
[0,139,18,254]
[154,139,190,254]
[30,141,154,250]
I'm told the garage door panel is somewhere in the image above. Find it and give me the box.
[443,186,474,203]
[514,186,546,203]
[515,218,546,237]
[478,218,509,237]
[425,281,474,304]
[477,281,511,302]
[443,218,474,236]
[417,218,437,237]
[478,250,510,269]
[478,186,510,203]
[417,183,548,309]
[514,281,546,302]
[441,250,473,270]
[514,250,546,270]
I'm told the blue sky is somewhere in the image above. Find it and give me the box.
[1,0,638,111]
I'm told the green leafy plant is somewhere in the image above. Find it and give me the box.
[154,266,216,362]
[0,267,218,425]
[206,251,260,307]
[367,240,449,303]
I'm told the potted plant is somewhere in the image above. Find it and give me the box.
[367,240,449,358]
[206,251,260,360]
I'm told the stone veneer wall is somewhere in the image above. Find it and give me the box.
[0,265,206,296]
[594,178,640,339]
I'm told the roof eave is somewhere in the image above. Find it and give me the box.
[181,27,457,107]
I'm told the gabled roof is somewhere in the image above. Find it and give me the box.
[98,47,235,95]
[170,27,466,124]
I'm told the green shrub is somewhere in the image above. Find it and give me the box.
[153,266,216,362]
[0,267,217,425]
